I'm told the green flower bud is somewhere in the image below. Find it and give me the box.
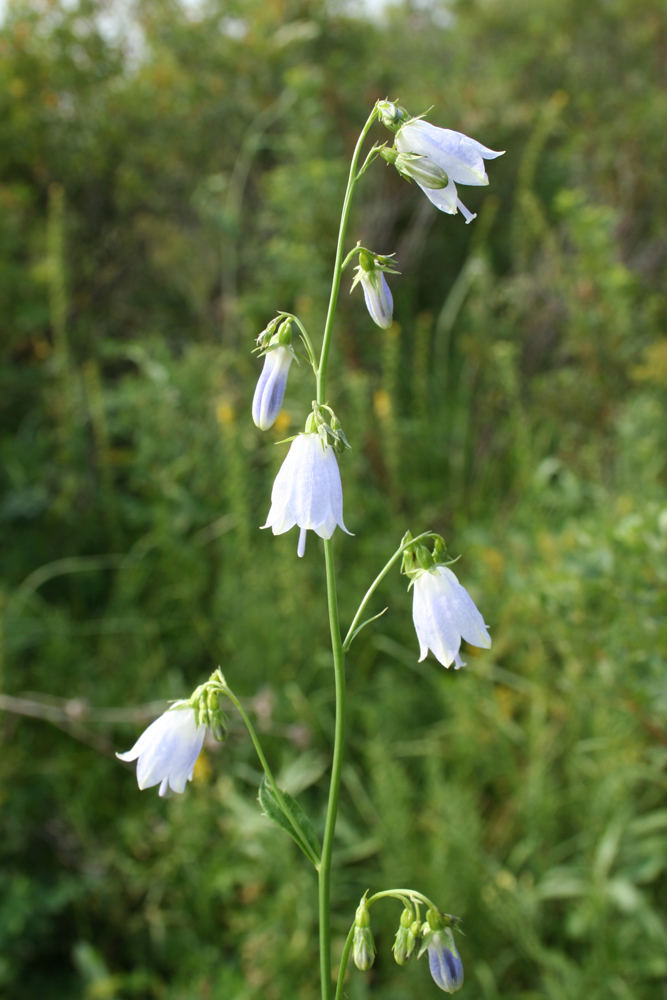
[353,897,375,971]
[377,100,409,131]
[393,908,415,966]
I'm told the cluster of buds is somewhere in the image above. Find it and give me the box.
[376,99,504,224]
[117,670,229,797]
[353,894,464,994]
[252,315,297,431]
[401,532,491,669]
[392,906,421,965]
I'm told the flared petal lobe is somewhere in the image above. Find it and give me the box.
[396,120,503,186]
[117,703,206,796]
[252,346,293,430]
[262,433,351,554]
[412,565,490,668]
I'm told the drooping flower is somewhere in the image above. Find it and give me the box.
[351,249,396,329]
[252,345,293,430]
[262,432,351,557]
[395,119,504,223]
[359,268,393,328]
[412,564,491,668]
[426,927,464,994]
[116,702,206,797]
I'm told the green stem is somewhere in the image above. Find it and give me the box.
[319,538,346,1000]
[334,924,355,1000]
[316,106,378,404]
[224,686,320,868]
[343,531,436,651]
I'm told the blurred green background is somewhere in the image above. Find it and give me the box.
[1,0,666,997]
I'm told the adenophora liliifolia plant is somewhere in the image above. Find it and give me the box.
[117,100,503,998]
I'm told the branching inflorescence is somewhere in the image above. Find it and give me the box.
[117,100,503,997]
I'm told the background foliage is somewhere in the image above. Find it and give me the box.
[1,0,666,997]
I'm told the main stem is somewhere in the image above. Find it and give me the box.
[317,106,378,1000]
[319,539,346,998]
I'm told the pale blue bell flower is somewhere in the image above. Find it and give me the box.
[359,269,394,329]
[396,119,503,224]
[116,702,206,796]
[252,345,293,430]
[427,928,464,993]
[262,432,351,557]
[412,565,491,668]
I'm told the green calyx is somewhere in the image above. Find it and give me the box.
[400,531,456,583]
[187,668,230,742]
[305,402,351,457]
[254,316,299,363]
[376,99,410,132]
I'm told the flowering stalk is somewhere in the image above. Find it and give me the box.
[316,104,379,1000]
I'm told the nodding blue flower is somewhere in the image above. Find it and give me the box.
[395,119,503,224]
[252,345,293,430]
[412,565,491,668]
[426,927,464,994]
[116,703,206,797]
[261,432,351,557]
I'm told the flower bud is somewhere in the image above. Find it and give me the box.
[377,100,409,131]
[353,897,376,971]
[252,345,293,430]
[393,908,415,966]
[352,250,394,330]
[426,926,464,994]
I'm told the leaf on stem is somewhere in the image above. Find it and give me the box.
[343,608,388,652]
[258,776,321,865]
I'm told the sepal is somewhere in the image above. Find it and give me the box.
[306,402,351,457]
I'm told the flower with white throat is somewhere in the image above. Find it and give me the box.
[262,430,351,557]
[395,118,504,224]
[252,345,293,430]
[412,564,491,668]
[116,702,206,797]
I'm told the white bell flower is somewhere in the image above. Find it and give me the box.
[252,345,293,430]
[116,702,206,796]
[262,432,351,557]
[412,565,491,668]
[396,119,503,223]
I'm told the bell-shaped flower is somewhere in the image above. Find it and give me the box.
[426,927,464,993]
[412,565,491,668]
[262,432,351,557]
[396,119,503,224]
[116,702,206,797]
[252,345,293,430]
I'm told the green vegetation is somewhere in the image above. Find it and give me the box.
[1,0,666,997]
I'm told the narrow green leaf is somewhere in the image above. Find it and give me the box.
[258,777,321,865]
